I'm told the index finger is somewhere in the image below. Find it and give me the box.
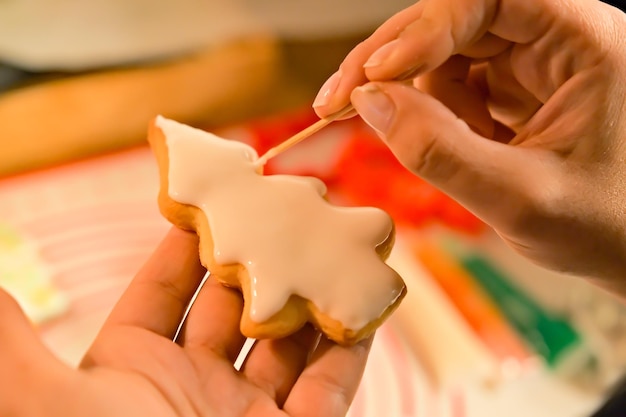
[361,0,502,81]
[314,2,424,117]
[314,0,516,117]
[100,226,206,339]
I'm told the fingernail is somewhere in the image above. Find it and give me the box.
[313,70,342,108]
[351,84,395,136]
[363,39,400,68]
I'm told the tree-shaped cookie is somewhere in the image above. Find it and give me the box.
[148,116,406,345]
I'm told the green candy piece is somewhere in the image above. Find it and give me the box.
[460,254,581,368]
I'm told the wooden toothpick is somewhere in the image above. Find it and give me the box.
[254,105,354,167]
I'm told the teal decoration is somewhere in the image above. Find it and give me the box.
[460,254,582,367]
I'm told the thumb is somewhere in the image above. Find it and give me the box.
[350,81,560,233]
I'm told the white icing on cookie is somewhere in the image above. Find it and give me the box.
[156,116,403,330]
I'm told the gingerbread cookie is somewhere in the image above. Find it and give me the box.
[148,116,406,345]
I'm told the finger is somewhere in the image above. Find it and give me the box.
[283,335,373,417]
[460,32,511,59]
[363,0,571,82]
[316,0,597,118]
[313,2,425,117]
[350,81,558,233]
[483,49,542,131]
[240,325,321,407]
[363,0,500,82]
[179,276,246,363]
[101,226,207,338]
[414,55,495,138]
[313,0,507,117]
[464,61,518,143]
